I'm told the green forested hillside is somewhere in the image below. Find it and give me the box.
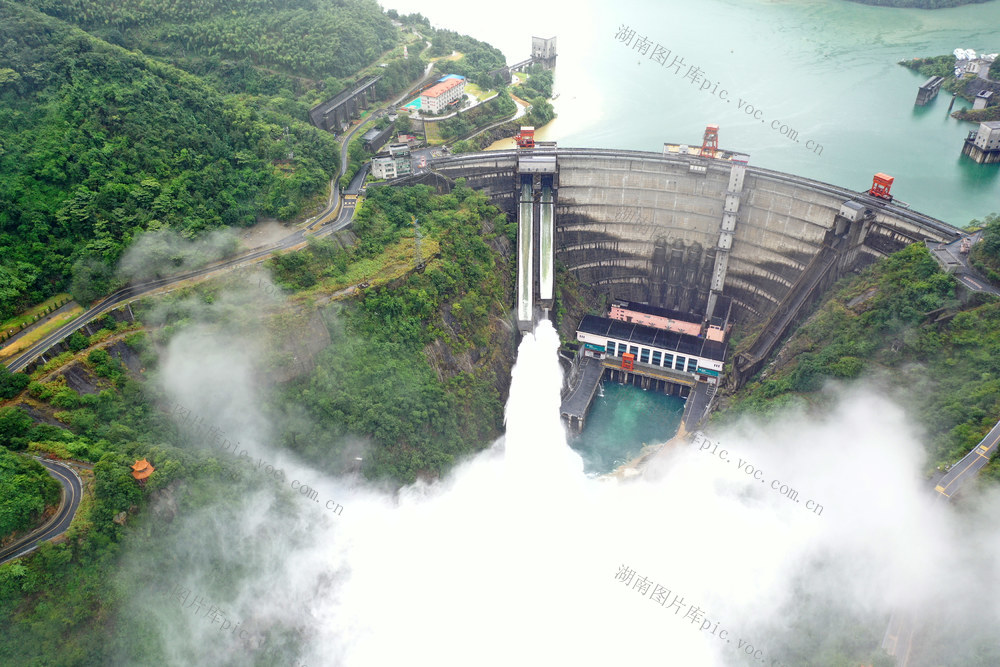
[0,1,339,320]
[720,241,1000,473]
[0,182,514,664]
[968,213,1000,282]
[427,29,507,87]
[273,184,512,483]
[22,0,397,79]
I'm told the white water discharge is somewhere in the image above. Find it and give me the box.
[125,318,1000,666]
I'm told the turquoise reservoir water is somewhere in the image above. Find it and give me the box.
[568,382,685,475]
[385,0,1000,226]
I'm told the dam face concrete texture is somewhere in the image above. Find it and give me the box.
[427,149,960,324]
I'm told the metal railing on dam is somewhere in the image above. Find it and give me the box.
[428,147,964,242]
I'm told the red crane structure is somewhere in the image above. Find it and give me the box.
[868,173,894,200]
[700,124,719,158]
[515,126,535,149]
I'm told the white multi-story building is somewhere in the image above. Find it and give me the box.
[370,144,412,180]
[576,314,727,380]
[420,75,466,114]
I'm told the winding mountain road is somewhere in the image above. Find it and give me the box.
[0,458,84,566]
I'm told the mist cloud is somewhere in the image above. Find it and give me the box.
[113,307,1000,666]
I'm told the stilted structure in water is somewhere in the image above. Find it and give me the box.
[962,121,1000,164]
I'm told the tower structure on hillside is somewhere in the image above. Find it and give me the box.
[531,36,557,68]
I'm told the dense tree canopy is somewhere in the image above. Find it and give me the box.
[428,30,506,87]
[21,0,397,79]
[0,2,338,319]
[968,213,1000,282]
[0,449,61,540]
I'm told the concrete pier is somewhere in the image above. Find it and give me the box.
[560,356,604,431]
[915,76,944,106]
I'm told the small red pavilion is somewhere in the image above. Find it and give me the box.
[131,459,155,484]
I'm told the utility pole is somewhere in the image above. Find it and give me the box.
[412,216,425,270]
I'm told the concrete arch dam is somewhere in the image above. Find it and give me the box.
[410,147,961,383]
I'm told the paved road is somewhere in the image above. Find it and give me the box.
[2,300,76,352]
[681,381,714,432]
[4,64,453,374]
[6,195,356,373]
[560,355,604,422]
[928,231,1000,297]
[934,419,1000,498]
[882,253,1000,665]
[0,458,84,565]
[463,96,528,144]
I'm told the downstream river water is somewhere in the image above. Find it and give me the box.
[567,382,685,474]
[385,0,1000,465]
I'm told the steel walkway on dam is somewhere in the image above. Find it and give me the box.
[737,241,842,377]
[428,148,963,241]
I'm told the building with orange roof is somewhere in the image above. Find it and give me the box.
[420,75,466,114]
[131,459,155,482]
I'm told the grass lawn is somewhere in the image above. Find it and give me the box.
[464,81,495,101]
[1,294,73,335]
[0,305,85,363]
[423,121,444,145]
[296,234,441,303]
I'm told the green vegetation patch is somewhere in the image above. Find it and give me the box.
[427,29,506,87]
[968,213,1000,283]
[720,242,1000,470]
[900,53,996,105]
[22,0,397,80]
[435,89,517,140]
[0,449,61,539]
[0,2,338,320]
[271,183,514,484]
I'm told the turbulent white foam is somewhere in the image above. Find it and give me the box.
[132,319,1000,667]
